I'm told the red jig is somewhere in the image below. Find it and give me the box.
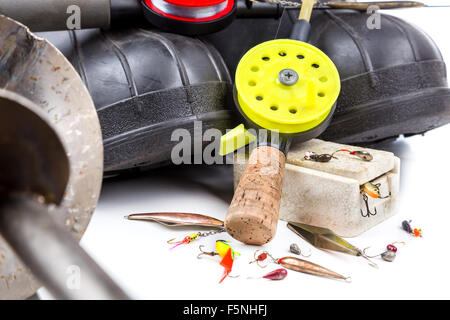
[248,250,270,268]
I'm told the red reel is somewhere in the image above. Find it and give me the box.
[143,0,236,35]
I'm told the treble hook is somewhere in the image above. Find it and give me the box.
[360,193,377,217]
[197,245,218,259]
[359,251,379,268]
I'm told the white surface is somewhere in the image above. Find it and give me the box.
[38,6,450,300]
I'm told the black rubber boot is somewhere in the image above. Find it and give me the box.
[39,28,236,173]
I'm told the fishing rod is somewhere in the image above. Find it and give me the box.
[251,0,450,10]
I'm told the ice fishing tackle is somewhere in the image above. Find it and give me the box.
[289,243,312,257]
[197,240,240,259]
[402,220,423,237]
[304,149,373,163]
[363,242,405,262]
[360,193,377,217]
[248,268,288,281]
[360,182,391,218]
[304,151,336,163]
[332,149,373,162]
[167,229,225,249]
[287,222,378,268]
[125,212,224,228]
[248,250,271,268]
[250,250,350,282]
[197,240,240,283]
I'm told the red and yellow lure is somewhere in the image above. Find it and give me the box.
[198,240,240,283]
[167,233,199,250]
[167,229,225,249]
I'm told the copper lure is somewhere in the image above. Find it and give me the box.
[125,212,224,228]
[251,250,351,282]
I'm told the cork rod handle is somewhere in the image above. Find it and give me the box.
[225,145,286,245]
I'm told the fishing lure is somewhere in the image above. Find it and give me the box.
[289,243,311,257]
[304,149,373,163]
[363,242,405,262]
[252,250,351,282]
[304,151,336,163]
[290,243,301,255]
[287,221,378,268]
[248,268,288,281]
[360,182,391,217]
[167,229,225,249]
[248,250,269,268]
[125,212,224,228]
[332,149,373,162]
[402,220,423,237]
[198,240,241,283]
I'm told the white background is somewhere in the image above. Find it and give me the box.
[38,3,450,300]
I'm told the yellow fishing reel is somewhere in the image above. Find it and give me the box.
[224,2,342,246]
[235,38,340,135]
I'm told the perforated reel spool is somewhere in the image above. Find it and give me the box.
[235,39,341,135]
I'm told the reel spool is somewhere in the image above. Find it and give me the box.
[143,0,236,35]
[224,38,340,245]
[235,38,340,136]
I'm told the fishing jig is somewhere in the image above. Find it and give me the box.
[248,268,288,281]
[198,240,240,283]
[248,250,269,268]
[287,221,378,268]
[332,149,373,162]
[402,220,423,237]
[363,242,405,262]
[167,229,225,249]
[304,151,336,163]
[360,182,391,217]
[289,243,311,257]
[251,250,351,282]
[304,149,373,163]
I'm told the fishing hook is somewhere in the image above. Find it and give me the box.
[360,193,377,218]
[197,245,218,259]
[359,252,379,268]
